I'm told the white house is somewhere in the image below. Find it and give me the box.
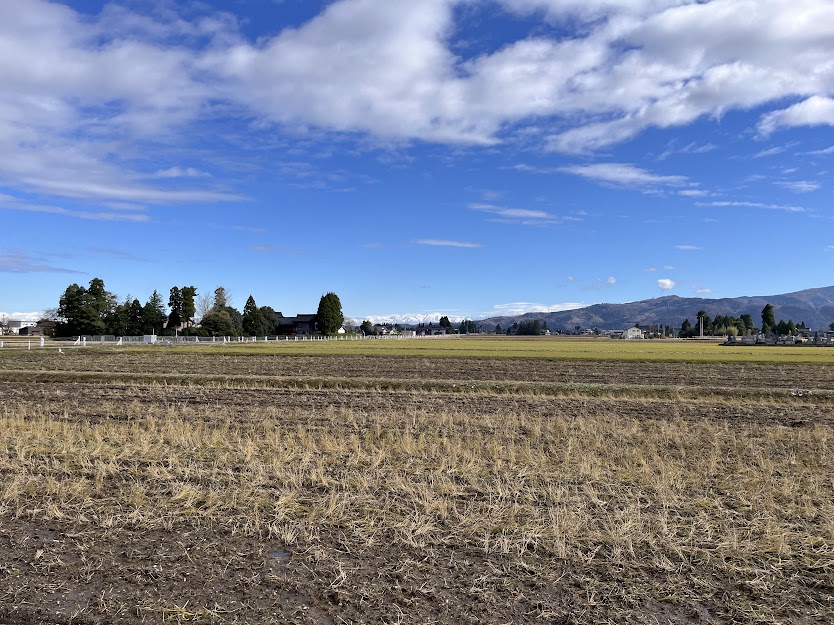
[623,327,644,340]
[5,320,37,335]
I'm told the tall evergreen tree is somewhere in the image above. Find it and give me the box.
[761,304,776,334]
[242,295,268,336]
[126,299,145,335]
[143,290,166,335]
[168,287,183,330]
[259,306,278,335]
[57,278,116,336]
[181,286,197,326]
[316,292,344,334]
[213,287,229,309]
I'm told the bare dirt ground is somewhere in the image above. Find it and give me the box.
[1,350,833,624]
[6,350,834,389]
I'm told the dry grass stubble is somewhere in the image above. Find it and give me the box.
[2,389,833,623]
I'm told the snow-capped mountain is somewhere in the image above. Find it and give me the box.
[348,313,467,326]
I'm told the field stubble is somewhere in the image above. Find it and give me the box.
[1,345,833,624]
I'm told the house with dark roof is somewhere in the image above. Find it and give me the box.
[273,313,317,335]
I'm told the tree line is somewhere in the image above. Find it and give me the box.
[53,278,343,337]
[679,304,805,338]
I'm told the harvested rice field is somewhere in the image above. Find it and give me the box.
[1,340,832,624]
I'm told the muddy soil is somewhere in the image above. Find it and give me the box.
[4,351,834,390]
[1,381,829,428]
[2,353,833,624]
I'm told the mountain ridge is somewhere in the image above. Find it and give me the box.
[476,286,834,332]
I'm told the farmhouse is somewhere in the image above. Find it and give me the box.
[273,313,317,335]
[416,326,446,336]
[623,327,644,340]
[4,320,37,335]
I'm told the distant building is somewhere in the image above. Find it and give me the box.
[623,327,644,340]
[5,320,37,335]
[273,313,317,335]
[416,326,446,336]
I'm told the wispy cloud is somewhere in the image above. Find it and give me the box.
[674,245,702,251]
[775,180,820,193]
[697,201,807,213]
[754,146,786,158]
[484,301,585,317]
[803,145,834,156]
[0,193,150,222]
[0,248,83,274]
[468,202,570,225]
[658,142,717,160]
[86,247,146,261]
[582,276,617,291]
[230,225,266,233]
[559,163,692,192]
[251,245,307,255]
[20,178,246,204]
[152,167,211,179]
[415,239,483,248]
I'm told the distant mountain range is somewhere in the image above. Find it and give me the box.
[476,286,834,332]
[351,313,467,326]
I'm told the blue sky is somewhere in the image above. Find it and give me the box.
[2,0,833,323]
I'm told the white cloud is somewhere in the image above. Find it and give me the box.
[657,142,717,160]
[251,245,306,255]
[775,180,820,193]
[484,301,585,317]
[644,267,657,272]
[1,0,833,211]
[415,239,483,248]
[0,248,82,274]
[697,200,807,213]
[678,189,707,197]
[0,311,43,322]
[754,146,786,158]
[230,225,266,233]
[559,163,690,190]
[803,145,834,155]
[695,288,714,294]
[153,167,211,178]
[759,96,834,135]
[674,245,702,250]
[581,275,617,290]
[657,278,675,290]
[468,202,565,225]
[0,194,150,222]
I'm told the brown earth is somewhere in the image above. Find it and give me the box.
[1,351,833,624]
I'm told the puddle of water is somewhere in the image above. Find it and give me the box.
[269,549,291,562]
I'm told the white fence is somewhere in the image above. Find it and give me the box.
[0,332,459,349]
